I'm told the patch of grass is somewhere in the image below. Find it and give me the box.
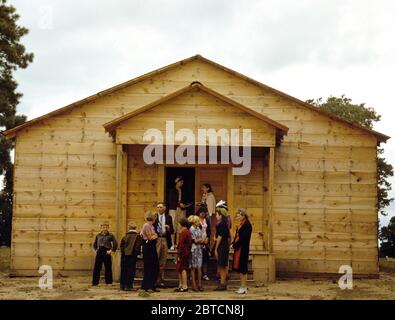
[0,247,10,273]
[379,258,395,274]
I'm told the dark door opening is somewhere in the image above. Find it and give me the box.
[165,167,195,216]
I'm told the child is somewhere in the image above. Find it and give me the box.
[92,221,118,286]
[174,217,192,292]
[120,221,142,291]
[141,211,160,293]
[188,215,205,291]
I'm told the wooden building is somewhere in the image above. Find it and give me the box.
[2,55,390,282]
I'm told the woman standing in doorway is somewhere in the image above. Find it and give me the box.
[232,208,252,294]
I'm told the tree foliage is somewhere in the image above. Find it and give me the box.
[307,95,394,216]
[379,217,395,257]
[0,0,33,245]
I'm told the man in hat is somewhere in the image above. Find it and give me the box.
[168,176,187,249]
[92,221,118,286]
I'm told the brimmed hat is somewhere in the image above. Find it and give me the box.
[216,200,228,210]
[216,207,229,217]
[175,176,184,183]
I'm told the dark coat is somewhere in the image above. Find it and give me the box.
[153,213,174,249]
[120,230,142,256]
[232,220,252,274]
[168,188,185,210]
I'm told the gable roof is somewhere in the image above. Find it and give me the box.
[103,82,289,141]
[2,54,390,143]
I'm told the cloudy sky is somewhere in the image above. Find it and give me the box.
[8,0,395,225]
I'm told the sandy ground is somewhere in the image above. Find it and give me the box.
[1,247,394,300]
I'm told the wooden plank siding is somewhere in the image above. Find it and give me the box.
[10,58,379,276]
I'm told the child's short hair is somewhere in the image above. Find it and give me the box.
[188,215,200,225]
[178,217,189,228]
[128,221,137,230]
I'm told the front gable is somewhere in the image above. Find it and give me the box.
[104,83,288,147]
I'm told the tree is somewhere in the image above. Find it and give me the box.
[379,217,395,257]
[0,0,33,246]
[307,95,394,216]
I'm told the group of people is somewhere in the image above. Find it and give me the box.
[91,176,253,295]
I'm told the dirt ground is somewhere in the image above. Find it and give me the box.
[1,247,394,300]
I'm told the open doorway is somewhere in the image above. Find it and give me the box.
[165,167,196,216]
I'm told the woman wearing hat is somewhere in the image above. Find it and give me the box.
[232,208,252,294]
[214,205,231,291]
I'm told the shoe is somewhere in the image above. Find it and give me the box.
[146,289,154,293]
[153,288,161,292]
[214,285,227,291]
[202,275,210,281]
[235,287,247,294]
[192,287,199,292]
[174,287,188,292]
[170,245,175,251]
[158,282,166,288]
[198,286,204,292]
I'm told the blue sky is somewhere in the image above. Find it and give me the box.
[6,0,395,226]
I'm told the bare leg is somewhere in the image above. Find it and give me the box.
[181,270,188,289]
[220,267,227,286]
[178,273,182,288]
[240,273,247,288]
[191,269,196,290]
[197,268,202,288]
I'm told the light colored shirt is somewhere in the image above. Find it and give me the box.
[157,213,166,235]
[205,192,216,217]
[141,222,155,241]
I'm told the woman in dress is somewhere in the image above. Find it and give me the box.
[232,208,252,294]
[214,206,230,291]
[174,217,192,292]
[188,215,205,291]
[140,211,160,293]
[198,208,211,281]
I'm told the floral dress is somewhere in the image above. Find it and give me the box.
[189,226,203,269]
